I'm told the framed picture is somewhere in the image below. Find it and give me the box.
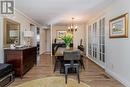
[56,30,67,39]
[109,13,128,38]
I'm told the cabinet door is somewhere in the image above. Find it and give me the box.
[4,50,22,76]
[23,47,37,74]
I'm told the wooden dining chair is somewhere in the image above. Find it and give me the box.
[63,50,80,84]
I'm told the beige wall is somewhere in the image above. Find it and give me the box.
[52,25,86,48]
[52,25,67,43]
[40,29,46,54]
[46,29,51,52]
[40,28,51,54]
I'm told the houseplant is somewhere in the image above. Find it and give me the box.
[60,33,73,49]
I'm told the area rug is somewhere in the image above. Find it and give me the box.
[15,77,90,87]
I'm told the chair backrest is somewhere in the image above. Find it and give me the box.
[63,50,80,61]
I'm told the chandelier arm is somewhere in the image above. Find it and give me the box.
[67,17,77,32]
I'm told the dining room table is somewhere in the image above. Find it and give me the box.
[54,47,86,73]
[54,47,85,57]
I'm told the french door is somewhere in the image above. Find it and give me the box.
[88,18,105,68]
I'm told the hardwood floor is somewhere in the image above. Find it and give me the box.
[9,54,125,87]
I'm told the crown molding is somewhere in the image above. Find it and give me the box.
[15,8,42,27]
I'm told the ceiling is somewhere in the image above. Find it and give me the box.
[15,0,114,26]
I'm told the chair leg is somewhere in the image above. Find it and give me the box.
[60,59,64,73]
[76,66,80,83]
[53,61,56,72]
[65,66,68,84]
[54,58,58,72]
[82,61,85,70]
[80,59,85,70]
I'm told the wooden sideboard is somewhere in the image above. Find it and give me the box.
[4,47,37,78]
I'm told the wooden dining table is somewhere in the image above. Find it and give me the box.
[54,47,85,57]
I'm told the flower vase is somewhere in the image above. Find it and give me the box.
[66,43,70,49]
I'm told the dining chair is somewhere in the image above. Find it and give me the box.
[77,45,85,70]
[63,50,80,84]
[80,55,85,70]
[53,56,63,72]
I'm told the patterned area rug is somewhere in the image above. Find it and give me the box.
[15,77,90,87]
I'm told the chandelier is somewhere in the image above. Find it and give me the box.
[68,18,78,32]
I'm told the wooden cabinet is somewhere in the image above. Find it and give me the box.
[4,47,37,78]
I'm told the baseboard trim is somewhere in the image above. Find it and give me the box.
[106,69,130,87]
[40,51,46,55]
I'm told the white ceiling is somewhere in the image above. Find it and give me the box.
[15,0,114,26]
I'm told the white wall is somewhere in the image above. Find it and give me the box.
[73,24,86,48]
[0,9,41,63]
[52,25,86,48]
[0,17,4,63]
[86,0,130,86]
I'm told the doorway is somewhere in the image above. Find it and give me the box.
[44,29,51,53]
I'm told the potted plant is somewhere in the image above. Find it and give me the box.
[60,33,73,49]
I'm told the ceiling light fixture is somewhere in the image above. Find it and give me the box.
[68,17,77,32]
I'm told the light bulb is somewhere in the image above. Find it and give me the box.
[71,26,73,29]
[75,26,78,29]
